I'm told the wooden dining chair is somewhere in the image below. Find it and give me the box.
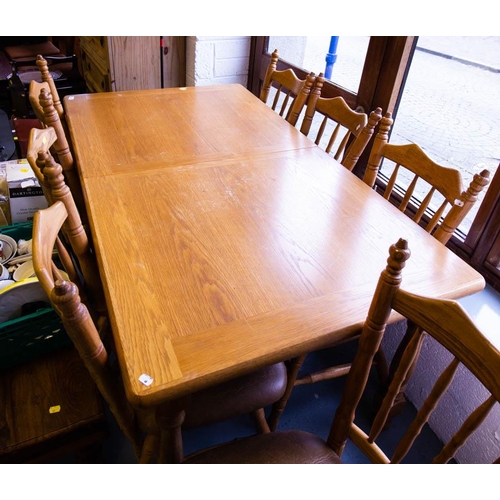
[361,121,492,419]
[10,52,80,155]
[26,126,57,204]
[33,201,288,463]
[182,238,500,463]
[7,59,52,157]
[364,112,491,243]
[4,42,61,120]
[38,148,107,320]
[327,237,500,464]
[299,73,383,172]
[23,54,75,121]
[35,54,66,120]
[28,80,50,125]
[7,78,48,157]
[260,49,316,126]
[33,204,145,459]
[31,87,86,219]
[8,44,83,120]
[267,130,491,431]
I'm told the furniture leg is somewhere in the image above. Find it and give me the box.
[267,355,306,431]
[252,408,271,434]
[138,433,160,464]
[155,399,186,463]
[374,321,425,425]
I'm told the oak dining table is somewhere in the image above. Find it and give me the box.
[64,84,485,455]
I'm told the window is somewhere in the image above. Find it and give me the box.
[249,37,500,290]
[456,166,500,290]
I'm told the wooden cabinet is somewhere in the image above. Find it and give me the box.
[79,36,185,92]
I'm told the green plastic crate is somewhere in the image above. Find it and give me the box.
[0,222,72,371]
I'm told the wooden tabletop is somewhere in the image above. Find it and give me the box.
[64,85,485,409]
[65,84,315,179]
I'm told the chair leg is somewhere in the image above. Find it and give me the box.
[252,408,271,434]
[138,433,159,464]
[373,321,424,426]
[267,355,306,431]
[267,343,389,434]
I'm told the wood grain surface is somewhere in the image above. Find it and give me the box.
[65,85,485,409]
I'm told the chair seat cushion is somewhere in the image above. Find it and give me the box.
[183,362,287,428]
[12,118,42,157]
[183,430,343,464]
[4,42,61,61]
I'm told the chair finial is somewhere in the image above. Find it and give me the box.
[386,238,411,282]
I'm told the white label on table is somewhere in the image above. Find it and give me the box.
[139,373,154,386]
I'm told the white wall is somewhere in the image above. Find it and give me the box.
[185,36,309,87]
[186,36,251,86]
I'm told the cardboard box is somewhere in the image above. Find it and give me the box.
[1,159,48,224]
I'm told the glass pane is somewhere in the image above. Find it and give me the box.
[267,36,369,92]
[386,36,500,236]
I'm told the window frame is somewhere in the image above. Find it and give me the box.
[248,36,500,291]
[450,165,500,291]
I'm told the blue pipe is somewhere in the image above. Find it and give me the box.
[324,36,339,80]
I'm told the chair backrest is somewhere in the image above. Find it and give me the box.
[35,149,106,317]
[32,201,143,456]
[300,73,383,172]
[37,87,72,166]
[365,112,490,244]
[327,238,500,464]
[28,80,50,124]
[36,54,65,119]
[26,126,57,203]
[260,49,316,126]
[34,87,86,218]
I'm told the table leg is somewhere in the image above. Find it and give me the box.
[155,399,186,463]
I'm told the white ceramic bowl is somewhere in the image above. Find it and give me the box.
[13,259,35,282]
[0,235,17,264]
[0,279,14,290]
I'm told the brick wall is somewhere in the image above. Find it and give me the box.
[186,36,251,86]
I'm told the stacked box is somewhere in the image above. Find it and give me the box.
[0,159,48,226]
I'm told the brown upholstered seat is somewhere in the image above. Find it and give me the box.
[181,239,499,464]
[183,362,287,429]
[184,430,342,464]
[33,198,288,463]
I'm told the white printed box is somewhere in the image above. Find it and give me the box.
[1,159,48,224]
